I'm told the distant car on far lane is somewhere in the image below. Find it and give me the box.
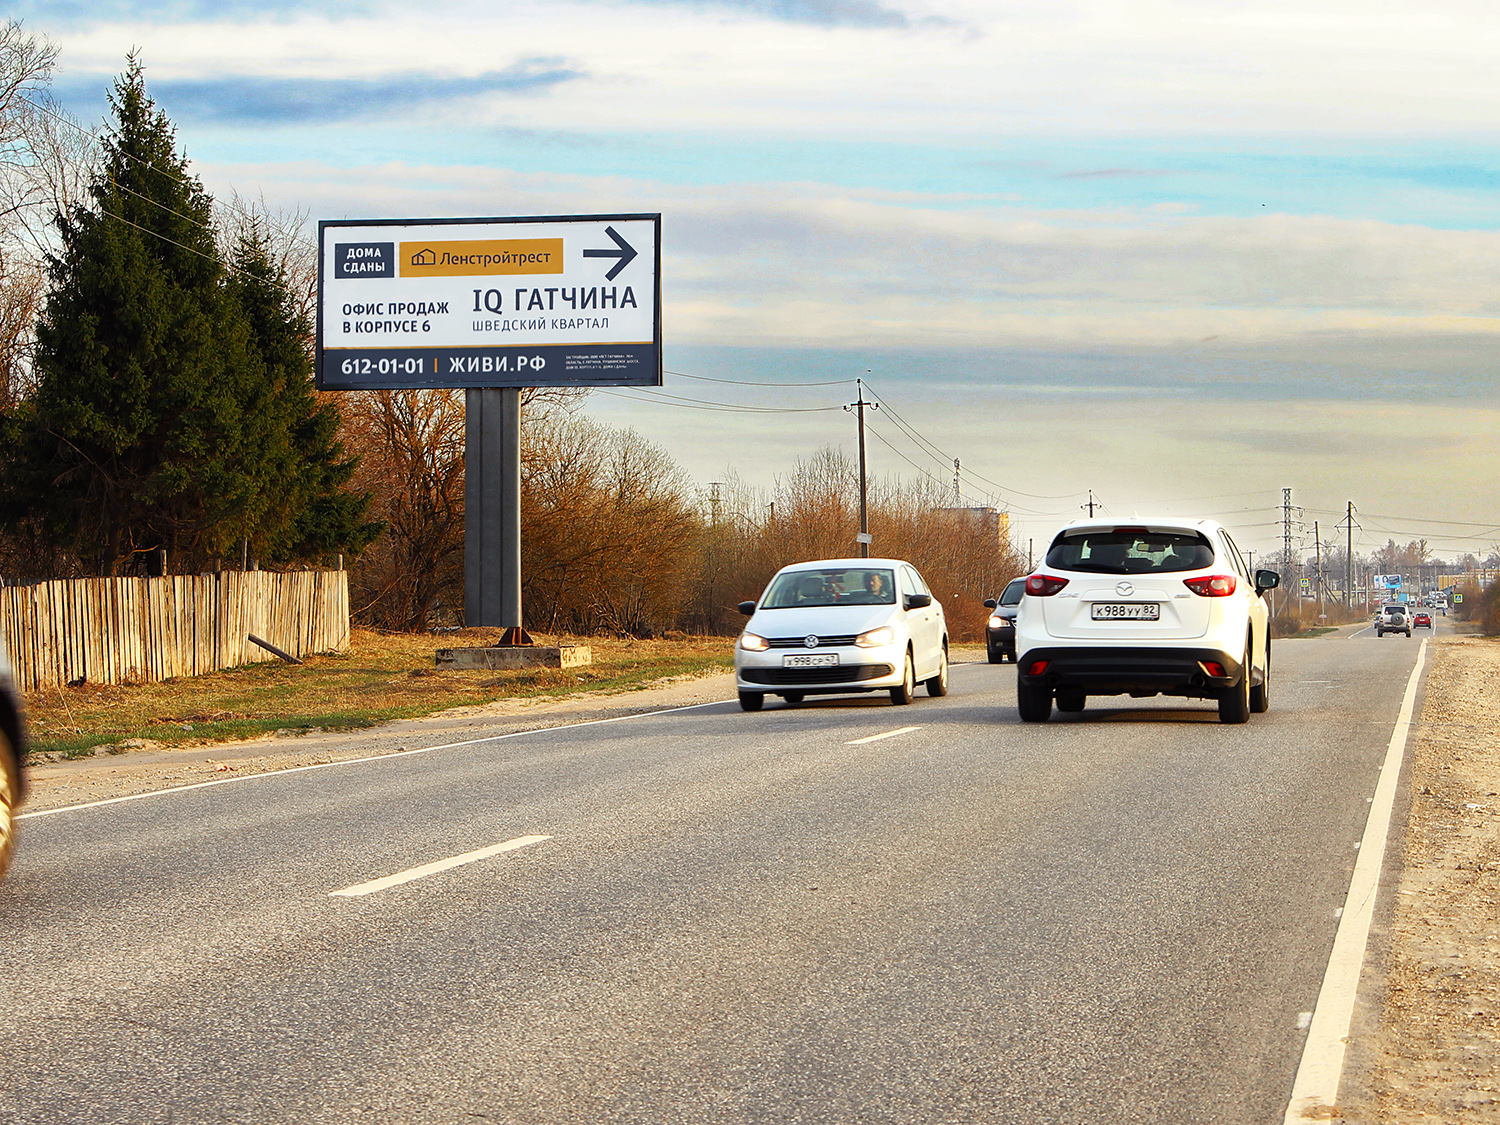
[983,577,1026,664]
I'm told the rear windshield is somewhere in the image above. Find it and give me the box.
[762,567,897,608]
[999,578,1026,606]
[1045,530,1214,575]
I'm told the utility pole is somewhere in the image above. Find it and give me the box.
[709,481,724,527]
[1315,520,1323,621]
[1281,487,1294,619]
[953,458,961,506]
[844,376,879,558]
[1338,501,1359,608]
[1083,490,1098,517]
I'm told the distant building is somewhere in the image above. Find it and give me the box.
[934,507,1010,547]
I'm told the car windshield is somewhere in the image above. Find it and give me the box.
[1045,530,1214,575]
[762,567,897,608]
[999,578,1026,606]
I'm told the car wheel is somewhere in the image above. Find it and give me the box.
[1017,678,1052,722]
[890,651,915,705]
[1055,687,1086,713]
[1218,642,1252,724]
[1250,638,1270,714]
[926,647,949,697]
[782,692,804,705]
[987,646,1003,665]
[0,736,17,883]
[738,691,764,712]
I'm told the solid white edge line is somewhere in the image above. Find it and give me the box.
[1282,636,1428,1123]
[18,699,731,820]
[845,726,923,745]
[329,834,551,897]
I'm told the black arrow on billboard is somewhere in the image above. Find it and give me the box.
[582,226,638,280]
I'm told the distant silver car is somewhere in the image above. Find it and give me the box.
[0,634,26,881]
[1374,604,1412,638]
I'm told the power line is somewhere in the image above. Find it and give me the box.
[666,369,854,388]
[594,389,842,415]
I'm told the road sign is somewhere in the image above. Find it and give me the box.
[316,214,661,389]
[1454,593,1464,603]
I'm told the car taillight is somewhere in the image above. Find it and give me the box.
[1025,574,1069,596]
[1027,660,1050,676]
[1183,574,1238,597]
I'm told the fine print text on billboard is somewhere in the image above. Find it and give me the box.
[316,214,661,389]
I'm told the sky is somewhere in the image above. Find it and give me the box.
[20,0,1500,564]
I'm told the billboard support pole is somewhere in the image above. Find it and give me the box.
[465,387,531,642]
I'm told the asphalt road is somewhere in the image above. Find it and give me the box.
[0,628,1432,1124]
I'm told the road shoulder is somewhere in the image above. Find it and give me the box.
[1336,634,1500,1122]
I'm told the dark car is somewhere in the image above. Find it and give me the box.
[983,577,1027,664]
[0,635,26,881]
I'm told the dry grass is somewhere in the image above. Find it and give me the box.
[21,628,733,759]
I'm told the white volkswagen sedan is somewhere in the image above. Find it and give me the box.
[1013,519,1279,724]
[734,558,948,710]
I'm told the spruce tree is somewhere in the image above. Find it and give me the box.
[1,57,379,573]
[225,227,380,565]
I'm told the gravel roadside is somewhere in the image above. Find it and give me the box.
[1335,634,1500,1122]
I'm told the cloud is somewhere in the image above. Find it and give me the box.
[1059,168,1183,181]
[145,62,584,124]
[618,0,939,29]
[7,0,370,26]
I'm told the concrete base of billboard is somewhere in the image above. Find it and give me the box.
[435,645,592,671]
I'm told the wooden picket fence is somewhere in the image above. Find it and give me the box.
[0,570,349,694]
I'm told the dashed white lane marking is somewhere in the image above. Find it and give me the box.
[845,726,923,745]
[1296,1012,1313,1031]
[19,700,731,820]
[1282,636,1429,1124]
[329,834,551,897]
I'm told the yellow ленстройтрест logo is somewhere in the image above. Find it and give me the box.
[400,239,565,277]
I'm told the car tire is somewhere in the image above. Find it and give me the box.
[1250,638,1270,714]
[782,692,804,705]
[0,736,17,883]
[1218,643,1253,724]
[925,647,949,697]
[738,691,765,712]
[890,652,915,705]
[987,647,1003,665]
[1055,687,1086,713]
[1017,678,1052,722]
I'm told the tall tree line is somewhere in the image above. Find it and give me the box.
[0,48,378,576]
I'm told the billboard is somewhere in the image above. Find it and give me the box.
[316,214,661,389]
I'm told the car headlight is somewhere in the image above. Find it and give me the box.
[739,632,770,652]
[987,615,1005,629]
[855,626,896,648]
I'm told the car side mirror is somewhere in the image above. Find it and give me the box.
[904,593,932,610]
[1255,570,1280,595]
[737,600,756,615]
[983,598,997,609]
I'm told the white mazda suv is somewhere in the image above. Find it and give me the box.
[734,558,948,710]
[1012,519,1279,724]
